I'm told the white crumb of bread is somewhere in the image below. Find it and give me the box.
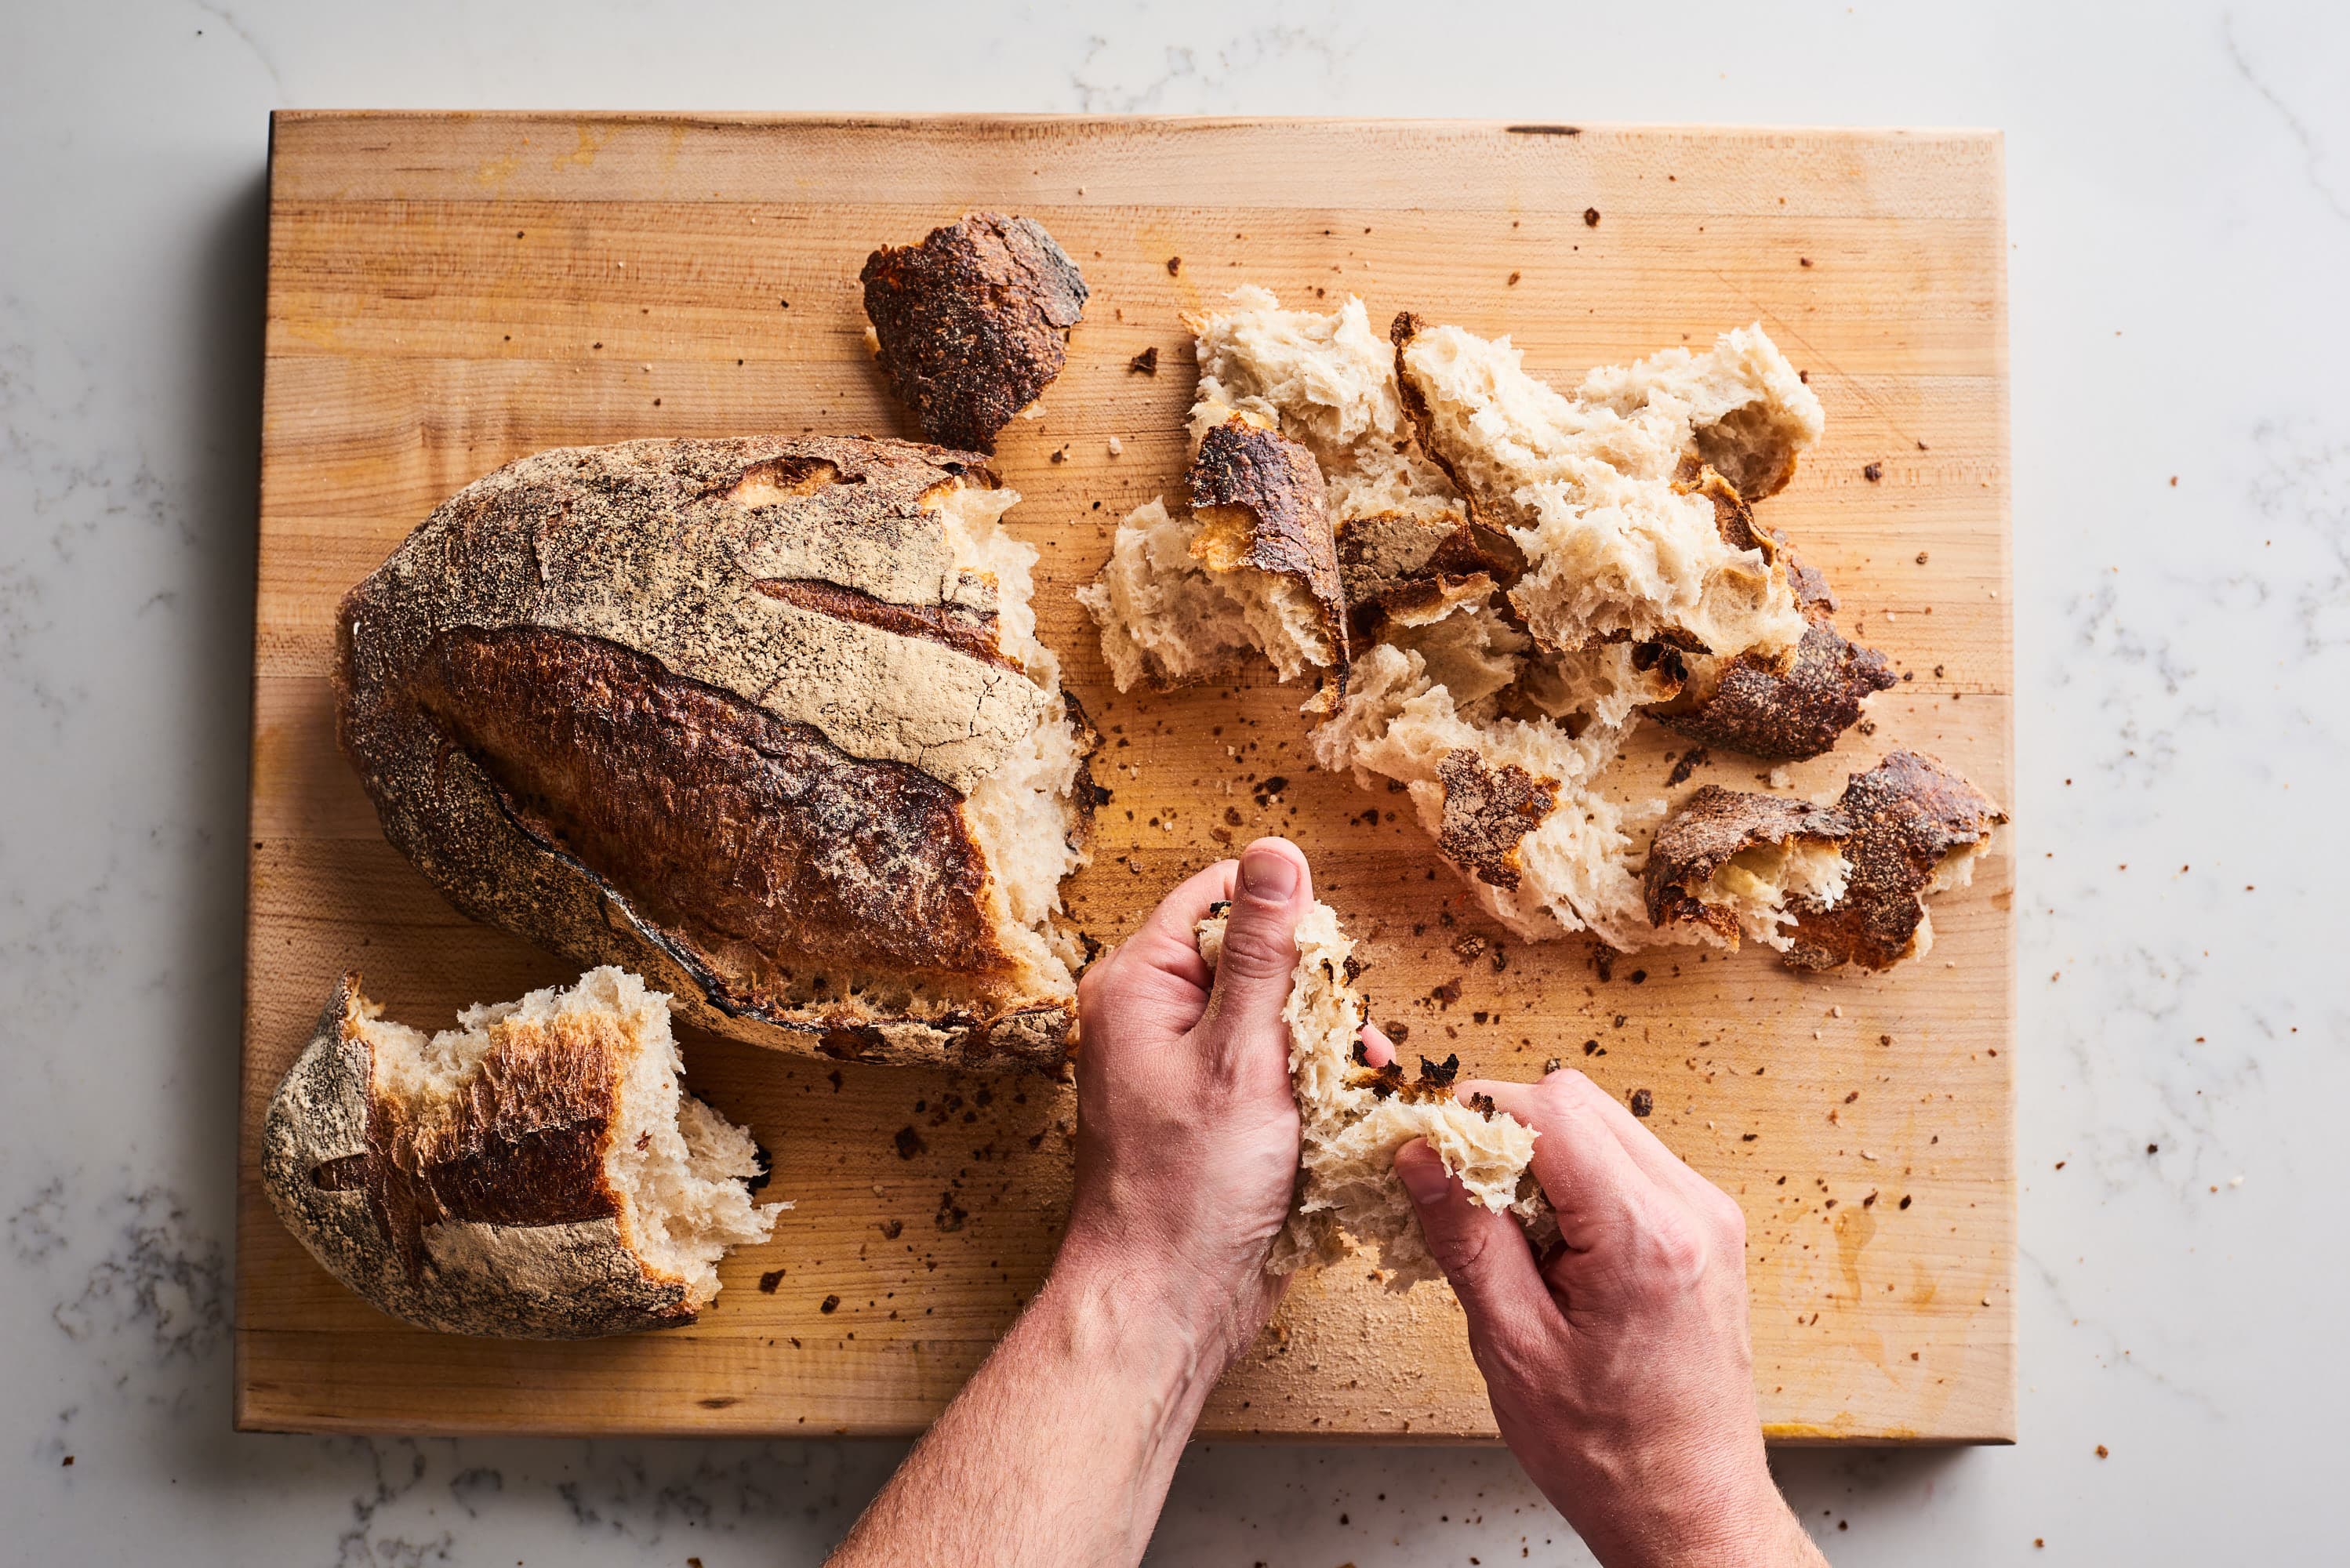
[1395,321,1814,660]
[369,967,784,1310]
[1197,901,1550,1289]
[1077,497,1331,689]
[1699,838,1853,952]
[1189,286,1465,532]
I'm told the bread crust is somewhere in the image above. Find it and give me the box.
[1186,418,1350,680]
[1332,510,1522,644]
[1781,751,2006,971]
[336,436,1093,1072]
[261,973,699,1338]
[1644,785,1853,941]
[1651,527,1896,760]
[1434,748,1560,891]
[862,212,1088,452]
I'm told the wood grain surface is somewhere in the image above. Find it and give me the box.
[238,112,2014,1443]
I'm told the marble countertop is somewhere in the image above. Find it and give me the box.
[5,1,2344,1560]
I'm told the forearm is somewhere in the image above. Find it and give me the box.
[827,1254,1233,1568]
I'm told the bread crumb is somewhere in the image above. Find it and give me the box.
[1166,256,1182,275]
[1107,436,1124,456]
[1583,208,1601,227]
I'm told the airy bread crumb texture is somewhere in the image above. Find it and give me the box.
[934,484,1095,990]
[1088,287,1952,960]
[1197,902,1551,1289]
[363,967,783,1308]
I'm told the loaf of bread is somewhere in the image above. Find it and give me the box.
[1197,901,1551,1289]
[263,967,783,1338]
[336,437,1097,1072]
[862,212,1088,452]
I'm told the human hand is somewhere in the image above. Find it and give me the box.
[1394,1070,1825,1568]
[1058,837,1313,1373]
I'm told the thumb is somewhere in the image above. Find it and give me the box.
[1396,1141,1553,1351]
[1202,838,1312,1032]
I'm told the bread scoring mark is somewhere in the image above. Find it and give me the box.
[750,577,1008,668]
[1434,749,1560,890]
[725,456,851,507]
[409,625,1017,996]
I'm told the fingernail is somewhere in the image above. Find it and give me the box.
[1396,1147,1450,1206]
[1239,844,1299,901]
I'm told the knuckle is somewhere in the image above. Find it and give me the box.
[1213,920,1298,983]
[1636,1210,1713,1292]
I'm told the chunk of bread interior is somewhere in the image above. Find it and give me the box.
[1197,900,1549,1289]
[1393,316,1814,661]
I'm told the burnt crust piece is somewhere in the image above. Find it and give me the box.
[1186,419,1350,677]
[1780,751,2006,971]
[861,212,1089,452]
[1643,785,1853,942]
[260,974,692,1338]
[1650,519,1896,760]
[336,436,1091,1073]
[1434,748,1560,890]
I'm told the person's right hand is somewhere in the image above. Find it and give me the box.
[1393,1069,1826,1568]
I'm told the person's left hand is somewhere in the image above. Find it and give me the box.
[1059,837,1315,1370]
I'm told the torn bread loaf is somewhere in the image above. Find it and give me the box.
[1644,786,1853,950]
[263,967,783,1338]
[1080,419,1346,689]
[1780,751,2006,971]
[336,437,1098,1073]
[1391,311,1818,662]
[861,212,1088,452]
[1093,286,1898,953]
[1197,900,1549,1289]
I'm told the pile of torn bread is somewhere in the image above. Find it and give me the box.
[1084,287,2005,971]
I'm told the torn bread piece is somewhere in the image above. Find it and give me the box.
[1078,420,1346,691]
[1781,752,2006,971]
[1196,900,1549,1289]
[263,967,784,1338]
[1644,786,1853,950]
[861,212,1089,452]
[1185,419,1349,680]
[1189,286,1466,535]
[1309,642,1665,949]
[1391,312,1816,662]
[1650,532,1898,761]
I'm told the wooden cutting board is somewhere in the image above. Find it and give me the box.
[238,112,2014,1443]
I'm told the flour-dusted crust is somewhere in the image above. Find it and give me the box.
[861,212,1088,452]
[1644,786,1853,946]
[261,969,782,1338]
[336,437,1097,1072]
[1782,752,2006,971]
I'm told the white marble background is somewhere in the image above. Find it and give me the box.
[4,0,2345,1561]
